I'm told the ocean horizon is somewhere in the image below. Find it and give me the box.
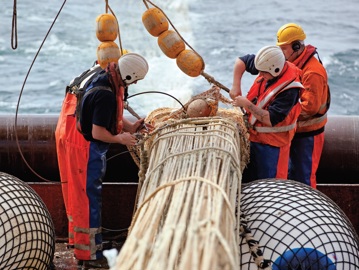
[0,0,358,116]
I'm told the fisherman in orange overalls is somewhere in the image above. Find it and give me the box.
[55,63,101,249]
[276,23,330,189]
[56,53,150,269]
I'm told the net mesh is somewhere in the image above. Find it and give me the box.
[127,85,249,170]
[0,172,55,270]
[115,115,249,269]
[117,85,359,269]
[239,179,359,269]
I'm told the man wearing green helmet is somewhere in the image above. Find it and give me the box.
[276,23,330,189]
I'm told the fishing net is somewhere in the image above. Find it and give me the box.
[115,114,249,269]
[114,85,359,269]
[127,85,249,169]
[239,179,359,269]
[0,172,55,270]
[146,85,233,123]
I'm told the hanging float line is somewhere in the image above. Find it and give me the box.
[13,0,133,182]
[142,0,199,57]
[142,0,245,114]
[142,0,229,94]
[104,0,125,55]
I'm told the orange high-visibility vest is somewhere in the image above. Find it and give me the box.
[247,62,303,147]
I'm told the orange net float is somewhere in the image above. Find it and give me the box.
[142,8,169,37]
[176,49,205,77]
[186,98,212,118]
[97,41,121,69]
[96,13,118,42]
[157,30,185,59]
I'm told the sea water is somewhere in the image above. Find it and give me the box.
[0,0,358,116]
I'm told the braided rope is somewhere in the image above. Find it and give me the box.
[240,213,272,269]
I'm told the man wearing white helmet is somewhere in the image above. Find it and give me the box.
[277,23,330,189]
[72,52,150,268]
[230,45,304,181]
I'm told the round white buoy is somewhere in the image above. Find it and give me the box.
[0,172,55,270]
[239,179,359,269]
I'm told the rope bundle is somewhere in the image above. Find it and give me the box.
[114,116,248,270]
[126,86,249,169]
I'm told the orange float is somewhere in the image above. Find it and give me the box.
[97,41,121,69]
[157,30,185,59]
[142,8,169,37]
[96,13,118,42]
[176,49,205,77]
[186,99,211,117]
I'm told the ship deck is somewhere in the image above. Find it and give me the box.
[53,241,125,270]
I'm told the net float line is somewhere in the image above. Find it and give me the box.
[141,0,241,101]
[114,112,249,270]
[96,1,131,68]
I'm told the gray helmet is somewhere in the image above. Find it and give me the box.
[254,45,285,77]
[118,53,149,84]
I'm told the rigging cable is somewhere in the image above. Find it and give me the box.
[127,90,186,112]
[11,0,18,49]
[14,0,69,182]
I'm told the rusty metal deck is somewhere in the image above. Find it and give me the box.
[53,238,126,269]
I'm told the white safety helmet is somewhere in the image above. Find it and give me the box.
[254,45,285,77]
[118,53,149,85]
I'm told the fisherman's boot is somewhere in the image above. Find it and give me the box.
[77,257,109,269]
